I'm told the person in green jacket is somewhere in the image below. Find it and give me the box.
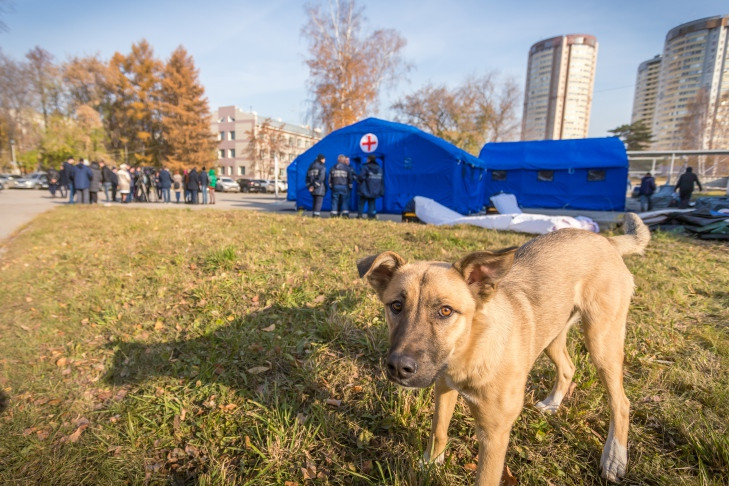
[208,168,217,204]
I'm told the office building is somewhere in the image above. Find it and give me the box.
[652,15,729,150]
[521,34,598,141]
[211,106,321,179]
[631,55,662,127]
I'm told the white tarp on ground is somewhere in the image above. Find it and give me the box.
[413,196,599,234]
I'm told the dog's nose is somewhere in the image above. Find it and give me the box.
[387,353,418,380]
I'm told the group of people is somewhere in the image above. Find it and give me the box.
[637,166,703,212]
[306,153,384,218]
[47,157,219,205]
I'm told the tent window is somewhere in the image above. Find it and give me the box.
[587,169,606,181]
[537,170,554,182]
[491,170,507,181]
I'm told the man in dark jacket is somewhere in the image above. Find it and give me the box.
[187,168,200,204]
[47,166,60,198]
[101,161,115,202]
[63,157,76,204]
[674,167,702,209]
[357,155,384,219]
[328,155,354,217]
[159,166,172,203]
[89,161,102,204]
[306,154,327,217]
[638,172,656,212]
[200,167,210,204]
[73,159,93,204]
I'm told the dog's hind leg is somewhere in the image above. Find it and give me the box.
[536,313,578,413]
[424,375,459,464]
[581,308,630,482]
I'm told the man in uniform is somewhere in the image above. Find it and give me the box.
[306,154,327,217]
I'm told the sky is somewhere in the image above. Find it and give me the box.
[1,0,726,138]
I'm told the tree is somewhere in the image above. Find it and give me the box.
[608,120,653,151]
[159,46,216,172]
[302,0,409,132]
[0,51,35,169]
[247,118,287,179]
[25,46,61,132]
[62,54,109,114]
[392,73,521,154]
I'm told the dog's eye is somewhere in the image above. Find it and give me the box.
[438,306,454,318]
[390,301,403,314]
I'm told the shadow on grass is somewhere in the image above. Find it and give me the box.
[0,389,9,415]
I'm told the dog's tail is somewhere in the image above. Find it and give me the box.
[609,212,650,256]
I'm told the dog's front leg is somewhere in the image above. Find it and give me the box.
[424,375,459,464]
[468,392,523,486]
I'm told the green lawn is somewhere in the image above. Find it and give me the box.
[0,207,727,485]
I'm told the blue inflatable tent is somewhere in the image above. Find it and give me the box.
[479,137,628,211]
[287,118,487,214]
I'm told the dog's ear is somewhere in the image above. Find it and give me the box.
[357,251,406,299]
[453,247,517,300]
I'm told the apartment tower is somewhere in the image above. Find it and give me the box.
[521,34,598,141]
[652,15,729,150]
[631,55,662,127]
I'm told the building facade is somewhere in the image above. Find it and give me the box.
[521,34,598,141]
[211,106,321,179]
[631,55,662,127]
[652,15,729,150]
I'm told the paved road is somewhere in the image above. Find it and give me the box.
[0,188,299,243]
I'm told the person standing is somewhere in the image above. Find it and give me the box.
[674,166,703,209]
[159,166,172,203]
[63,156,76,204]
[328,154,354,217]
[208,168,217,204]
[117,164,131,203]
[173,170,183,203]
[100,161,114,202]
[110,166,119,202]
[306,154,327,217]
[200,166,209,204]
[47,165,60,198]
[357,155,384,219]
[89,161,102,204]
[187,168,200,204]
[73,158,93,204]
[638,172,656,212]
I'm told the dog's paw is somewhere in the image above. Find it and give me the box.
[600,440,627,482]
[535,399,560,414]
[420,451,445,467]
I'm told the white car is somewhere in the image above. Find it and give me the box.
[264,179,287,192]
[216,177,240,192]
[13,172,48,189]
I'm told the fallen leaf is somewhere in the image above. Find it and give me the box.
[223,403,237,411]
[25,296,33,303]
[154,321,165,331]
[56,357,67,367]
[66,423,88,443]
[81,318,89,325]
[464,463,477,471]
[247,365,270,375]
[325,398,342,407]
[227,315,235,322]
[244,435,252,449]
[261,324,276,332]
[252,295,259,303]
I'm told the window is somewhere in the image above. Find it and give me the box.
[219,131,225,141]
[587,169,606,182]
[230,131,235,140]
[227,166,232,176]
[238,166,246,176]
[229,149,235,158]
[491,170,507,181]
[218,149,225,159]
[537,170,554,182]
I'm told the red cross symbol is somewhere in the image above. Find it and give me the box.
[360,133,378,153]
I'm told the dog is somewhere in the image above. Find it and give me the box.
[357,213,650,485]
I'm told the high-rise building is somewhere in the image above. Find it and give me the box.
[652,15,729,150]
[631,55,662,127]
[521,34,598,141]
[211,106,321,179]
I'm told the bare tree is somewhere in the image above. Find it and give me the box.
[392,73,521,155]
[302,0,409,133]
[0,51,33,168]
[25,46,61,132]
[247,118,287,179]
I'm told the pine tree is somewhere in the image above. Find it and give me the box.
[159,46,215,172]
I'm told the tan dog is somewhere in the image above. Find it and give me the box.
[357,213,650,485]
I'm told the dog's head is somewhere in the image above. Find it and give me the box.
[357,248,516,388]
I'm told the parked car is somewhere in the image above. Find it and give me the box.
[0,174,22,188]
[216,176,240,193]
[13,172,48,189]
[264,179,287,193]
[237,178,266,193]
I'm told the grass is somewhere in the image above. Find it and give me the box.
[0,206,728,485]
